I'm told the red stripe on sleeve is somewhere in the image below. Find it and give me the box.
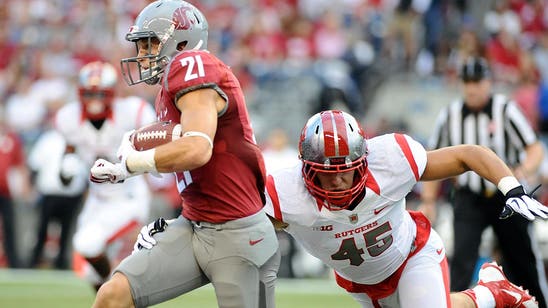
[266,175,283,221]
[394,134,419,181]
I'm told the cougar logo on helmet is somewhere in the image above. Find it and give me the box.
[173,7,193,30]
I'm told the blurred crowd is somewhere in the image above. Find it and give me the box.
[1,0,548,276]
[2,0,548,142]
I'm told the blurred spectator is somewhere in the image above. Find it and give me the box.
[313,9,349,60]
[446,28,485,82]
[512,0,548,49]
[27,129,87,269]
[512,51,540,131]
[262,128,300,174]
[313,59,364,116]
[484,0,523,85]
[533,31,548,83]
[4,75,48,143]
[385,0,431,70]
[0,105,32,268]
[5,60,76,147]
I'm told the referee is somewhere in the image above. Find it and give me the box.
[420,57,548,307]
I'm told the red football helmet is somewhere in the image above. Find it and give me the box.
[299,110,368,210]
[78,61,117,121]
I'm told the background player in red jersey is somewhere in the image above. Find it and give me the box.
[90,1,279,307]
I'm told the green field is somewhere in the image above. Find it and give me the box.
[0,269,359,308]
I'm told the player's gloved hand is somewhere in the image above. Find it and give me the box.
[116,130,136,163]
[500,185,548,220]
[90,158,131,184]
[116,130,160,178]
[133,217,169,253]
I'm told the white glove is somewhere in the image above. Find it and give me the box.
[116,130,136,163]
[89,130,143,184]
[116,130,160,177]
[500,186,548,220]
[90,158,131,184]
[132,218,169,253]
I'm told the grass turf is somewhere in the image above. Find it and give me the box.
[0,269,359,308]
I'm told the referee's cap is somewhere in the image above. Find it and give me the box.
[460,57,491,82]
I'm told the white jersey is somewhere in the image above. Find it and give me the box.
[264,133,428,285]
[55,96,156,199]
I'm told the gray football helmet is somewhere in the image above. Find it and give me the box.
[121,0,208,86]
[299,110,368,210]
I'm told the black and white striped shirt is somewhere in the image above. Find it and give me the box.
[428,93,538,194]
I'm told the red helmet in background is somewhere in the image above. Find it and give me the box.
[299,110,368,210]
[78,61,117,120]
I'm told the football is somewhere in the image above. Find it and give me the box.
[131,121,182,151]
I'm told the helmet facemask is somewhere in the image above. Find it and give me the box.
[78,61,117,121]
[121,34,170,86]
[79,88,115,120]
[302,157,368,210]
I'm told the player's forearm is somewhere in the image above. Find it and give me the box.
[153,138,212,172]
[424,145,514,185]
[461,145,514,186]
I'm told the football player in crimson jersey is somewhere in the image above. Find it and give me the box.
[260,110,545,308]
[90,1,279,307]
[55,61,156,291]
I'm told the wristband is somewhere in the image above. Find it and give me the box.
[126,149,157,173]
[497,176,521,196]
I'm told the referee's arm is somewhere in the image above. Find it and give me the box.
[505,100,545,180]
[513,141,544,180]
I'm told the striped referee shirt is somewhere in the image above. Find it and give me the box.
[428,93,538,195]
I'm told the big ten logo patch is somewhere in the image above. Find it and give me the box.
[312,225,333,231]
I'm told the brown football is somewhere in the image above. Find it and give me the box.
[131,121,182,151]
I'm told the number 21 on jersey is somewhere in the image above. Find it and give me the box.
[179,55,205,81]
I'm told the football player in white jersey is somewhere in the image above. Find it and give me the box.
[260,110,547,308]
[134,109,547,307]
[54,61,156,291]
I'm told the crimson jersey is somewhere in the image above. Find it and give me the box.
[155,49,266,223]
